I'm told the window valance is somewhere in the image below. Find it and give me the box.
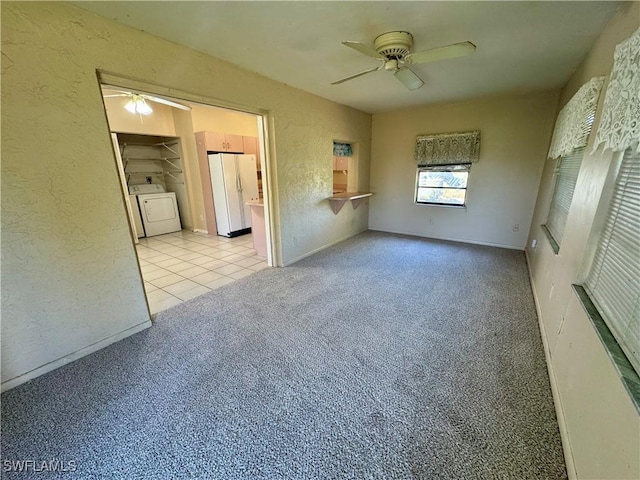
[592,27,640,154]
[547,76,604,159]
[415,131,480,167]
[333,142,352,157]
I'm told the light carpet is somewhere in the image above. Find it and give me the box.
[1,231,566,479]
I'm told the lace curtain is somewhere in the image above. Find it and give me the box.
[547,76,604,159]
[592,27,640,154]
[415,131,481,167]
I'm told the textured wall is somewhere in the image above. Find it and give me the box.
[526,3,640,478]
[1,2,371,388]
[369,92,558,249]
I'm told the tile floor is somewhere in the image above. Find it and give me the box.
[136,230,268,314]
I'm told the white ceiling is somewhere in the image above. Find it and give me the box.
[76,1,622,114]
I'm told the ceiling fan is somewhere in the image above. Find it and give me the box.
[332,31,476,91]
[102,88,191,115]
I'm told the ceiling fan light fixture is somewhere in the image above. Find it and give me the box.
[124,95,153,116]
[384,59,399,71]
[136,99,153,116]
[395,68,424,91]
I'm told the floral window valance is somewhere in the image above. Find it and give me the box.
[592,27,640,154]
[333,142,352,157]
[547,76,604,159]
[415,131,480,167]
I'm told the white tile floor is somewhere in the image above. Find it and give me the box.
[136,230,268,314]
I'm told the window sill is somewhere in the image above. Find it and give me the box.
[541,224,560,255]
[573,285,640,413]
[414,202,466,209]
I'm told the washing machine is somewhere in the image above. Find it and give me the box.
[129,184,182,237]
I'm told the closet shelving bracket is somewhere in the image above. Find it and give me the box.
[157,142,179,156]
[162,159,182,171]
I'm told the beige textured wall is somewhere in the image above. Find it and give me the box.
[369,92,558,249]
[1,2,371,389]
[525,3,640,478]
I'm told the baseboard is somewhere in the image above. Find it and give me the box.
[193,229,208,234]
[524,250,577,480]
[0,320,152,393]
[368,226,524,251]
[283,227,368,266]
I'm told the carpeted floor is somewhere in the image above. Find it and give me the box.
[1,231,567,479]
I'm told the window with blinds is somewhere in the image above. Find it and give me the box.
[584,147,640,375]
[545,147,586,246]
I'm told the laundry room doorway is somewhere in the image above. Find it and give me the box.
[101,82,275,315]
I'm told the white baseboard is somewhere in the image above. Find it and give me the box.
[524,250,577,480]
[1,320,152,393]
[283,228,368,266]
[368,226,524,251]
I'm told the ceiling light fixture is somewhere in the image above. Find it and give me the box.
[124,94,153,115]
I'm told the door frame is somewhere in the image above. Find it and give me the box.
[96,70,282,267]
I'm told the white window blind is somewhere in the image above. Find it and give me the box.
[548,77,603,159]
[546,147,585,244]
[585,147,640,374]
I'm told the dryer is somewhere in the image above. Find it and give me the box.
[129,184,182,237]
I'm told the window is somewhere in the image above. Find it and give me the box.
[415,163,470,206]
[544,147,585,247]
[584,147,640,375]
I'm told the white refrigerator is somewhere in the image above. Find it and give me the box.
[208,153,259,237]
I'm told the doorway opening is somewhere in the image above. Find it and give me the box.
[332,141,359,194]
[101,85,274,314]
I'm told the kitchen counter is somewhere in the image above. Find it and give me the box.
[246,201,267,257]
[327,192,373,214]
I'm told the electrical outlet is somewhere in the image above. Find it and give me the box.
[512,224,519,232]
[531,239,537,248]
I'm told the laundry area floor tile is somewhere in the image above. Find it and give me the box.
[135,230,268,314]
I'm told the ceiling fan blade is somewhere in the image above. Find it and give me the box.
[342,41,384,59]
[404,41,476,65]
[142,94,191,111]
[394,67,424,91]
[331,66,381,85]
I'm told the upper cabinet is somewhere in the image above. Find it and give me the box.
[242,136,261,170]
[333,156,349,171]
[201,131,244,153]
